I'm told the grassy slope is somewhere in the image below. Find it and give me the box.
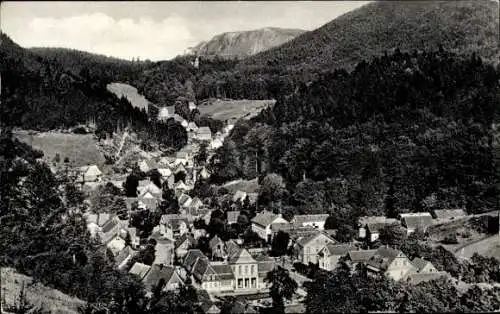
[198,99,275,123]
[240,0,499,72]
[14,131,106,168]
[1,267,85,313]
[107,82,150,111]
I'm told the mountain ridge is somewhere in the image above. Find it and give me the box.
[186,27,306,59]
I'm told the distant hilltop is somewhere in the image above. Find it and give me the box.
[185,27,306,60]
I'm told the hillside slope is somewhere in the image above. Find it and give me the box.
[187,27,305,59]
[240,1,499,72]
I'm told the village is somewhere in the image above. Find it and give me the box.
[59,99,497,314]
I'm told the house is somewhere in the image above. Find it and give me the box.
[431,209,467,221]
[129,262,151,280]
[106,236,126,258]
[361,217,399,242]
[85,212,113,238]
[358,216,398,240]
[138,191,159,210]
[227,211,240,225]
[154,238,174,265]
[158,167,172,179]
[192,258,222,292]
[99,216,121,244]
[159,156,178,168]
[200,302,220,314]
[187,122,199,132]
[210,138,223,150]
[179,193,193,209]
[142,264,184,293]
[77,165,103,183]
[158,107,170,121]
[365,246,416,281]
[138,181,162,198]
[232,190,247,203]
[251,211,289,241]
[345,249,377,270]
[292,214,329,230]
[227,248,260,292]
[410,257,438,274]
[115,246,136,270]
[176,152,191,166]
[160,215,189,241]
[317,244,355,272]
[138,159,159,173]
[403,271,448,285]
[399,213,434,234]
[209,236,226,259]
[183,249,208,273]
[294,232,337,265]
[188,101,197,111]
[175,233,196,259]
[211,262,235,292]
[199,167,210,180]
[189,197,204,211]
[197,127,212,141]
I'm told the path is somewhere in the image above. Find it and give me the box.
[115,131,129,159]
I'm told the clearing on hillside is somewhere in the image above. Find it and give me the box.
[14,131,106,168]
[107,82,150,111]
[198,99,275,123]
[222,178,260,193]
[1,267,85,313]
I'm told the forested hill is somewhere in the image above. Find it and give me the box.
[29,47,150,86]
[239,0,500,73]
[209,49,500,219]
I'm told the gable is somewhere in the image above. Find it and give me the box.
[305,233,335,248]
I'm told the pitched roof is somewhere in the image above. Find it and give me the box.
[227,211,240,224]
[101,217,119,234]
[402,215,433,230]
[142,264,178,291]
[115,246,135,267]
[129,262,151,279]
[228,248,256,264]
[347,249,377,263]
[294,214,329,225]
[322,244,355,256]
[225,240,242,260]
[154,242,174,265]
[179,193,193,206]
[366,220,398,233]
[192,257,216,281]
[366,246,404,271]
[139,182,162,196]
[359,216,394,226]
[190,197,203,208]
[432,209,467,219]
[158,168,172,178]
[176,151,189,159]
[106,236,126,256]
[183,249,208,272]
[296,232,335,248]
[81,165,102,176]
[211,263,235,280]
[209,236,224,251]
[251,211,280,227]
[174,233,195,250]
[270,222,293,232]
[174,180,188,189]
[411,257,432,272]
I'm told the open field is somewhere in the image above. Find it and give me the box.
[107,82,149,111]
[454,235,500,260]
[198,99,275,122]
[1,267,85,313]
[14,131,106,168]
[222,178,260,193]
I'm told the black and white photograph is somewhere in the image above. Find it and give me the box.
[0,0,499,313]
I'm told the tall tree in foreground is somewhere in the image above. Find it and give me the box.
[264,266,298,314]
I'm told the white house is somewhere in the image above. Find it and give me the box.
[251,211,288,241]
[158,107,170,121]
[77,165,103,183]
[210,138,223,150]
[196,127,212,141]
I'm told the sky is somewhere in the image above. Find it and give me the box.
[1,1,370,61]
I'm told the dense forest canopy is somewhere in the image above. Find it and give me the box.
[211,49,500,221]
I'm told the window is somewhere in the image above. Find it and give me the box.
[251,278,256,288]
[239,266,242,275]
[251,265,255,275]
[245,265,248,275]
[245,278,249,288]
[238,279,243,288]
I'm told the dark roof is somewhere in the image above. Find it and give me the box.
[101,218,118,234]
[209,236,224,251]
[211,263,235,280]
[251,211,280,227]
[322,244,355,256]
[411,257,431,272]
[296,232,335,248]
[175,233,196,250]
[366,221,398,233]
[115,246,134,266]
[402,215,433,230]
[366,247,403,271]
[142,264,176,291]
[225,240,241,260]
[347,249,377,263]
[192,258,216,281]
[183,249,208,272]
[294,214,329,225]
